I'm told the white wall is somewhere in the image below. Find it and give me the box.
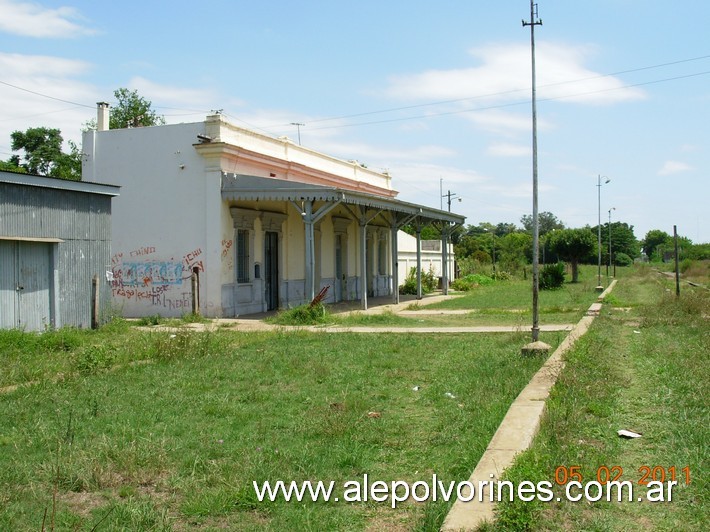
[397,230,455,284]
[83,122,224,317]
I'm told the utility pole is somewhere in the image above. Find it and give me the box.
[442,190,459,212]
[521,1,547,354]
[596,175,610,290]
[674,225,680,297]
[290,122,304,145]
[608,207,615,277]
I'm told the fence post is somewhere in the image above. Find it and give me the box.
[91,274,99,329]
[191,268,200,315]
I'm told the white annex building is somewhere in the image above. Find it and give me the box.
[82,108,464,317]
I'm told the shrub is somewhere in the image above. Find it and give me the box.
[461,273,494,286]
[491,270,511,281]
[399,267,437,295]
[539,262,565,290]
[615,252,633,267]
[451,278,475,291]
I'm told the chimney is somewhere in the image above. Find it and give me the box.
[97,102,110,131]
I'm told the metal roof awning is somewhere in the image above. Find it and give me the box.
[0,236,65,243]
[221,173,465,225]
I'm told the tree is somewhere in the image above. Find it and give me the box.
[547,228,596,282]
[520,211,565,236]
[641,230,672,260]
[495,222,518,237]
[9,127,81,180]
[592,221,640,261]
[0,158,26,173]
[85,88,165,130]
[498,232,533,272]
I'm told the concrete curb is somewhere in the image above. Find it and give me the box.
[441,280,617,531]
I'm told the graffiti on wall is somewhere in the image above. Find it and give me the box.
[111,245,207,311]
[221,239,234,272]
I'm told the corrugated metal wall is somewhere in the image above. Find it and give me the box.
[0,182,113,329]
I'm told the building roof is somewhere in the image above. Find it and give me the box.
[0,170,120,196]
[221,173,465,226]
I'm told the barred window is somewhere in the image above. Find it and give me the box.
[236,229,250,283]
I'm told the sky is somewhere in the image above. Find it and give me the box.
[1,0,708,243]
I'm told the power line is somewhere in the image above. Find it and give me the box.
[260,54,710,130]
[0,80,95,109]
[298,69,710,132]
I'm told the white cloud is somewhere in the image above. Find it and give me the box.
[0,52,96,151]
[0,0,96,38]
[658,160,693,176]
[383,41,645,107]
[487,142,531,158]
[125,76,223,118]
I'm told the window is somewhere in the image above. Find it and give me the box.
[236,229,250,283]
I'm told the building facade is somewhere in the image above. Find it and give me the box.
[82,111,464,317]
[0,171,120,330]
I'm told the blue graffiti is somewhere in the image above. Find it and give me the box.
[122,261,184,286]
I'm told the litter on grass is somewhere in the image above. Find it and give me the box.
[617,429,642,439]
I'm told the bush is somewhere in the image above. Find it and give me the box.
[614,252,633,267]
[399,267,437,295]
[461,273,495,286]
[540,262,565,290]
[491,270,511,281]
[451,278,475,291]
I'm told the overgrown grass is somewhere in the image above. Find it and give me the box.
[0,328,562,530]
[267,302,328,326]
[424,265,604,315]
[492,266,709,530]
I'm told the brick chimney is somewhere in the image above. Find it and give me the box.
[97,102,110,131]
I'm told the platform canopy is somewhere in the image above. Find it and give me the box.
[221,173,465,309]
[221,173,465,226]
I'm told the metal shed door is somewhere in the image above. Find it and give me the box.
[0,241,52,330]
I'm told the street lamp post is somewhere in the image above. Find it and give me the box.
[596,175,610,291]
[608,207,615,277]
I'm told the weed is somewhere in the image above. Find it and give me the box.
[269,303,328,325]
[137,314,162,326]
[71,345,116,375]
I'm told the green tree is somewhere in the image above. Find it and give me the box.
[520,211,565,236]
[9,127,81,180]
[0,158,26,173]
[498,232,533,272]
[641,230,672,260]
[547,228,596,282]
[592,222,640,262]
[85,88,165,130]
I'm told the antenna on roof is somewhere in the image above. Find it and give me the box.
[290,122,305,145]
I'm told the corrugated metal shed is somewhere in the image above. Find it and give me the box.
[0,171,119,330]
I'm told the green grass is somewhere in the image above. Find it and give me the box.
[334,310,580,328]
[428,265,604,312]
[492,266,709,530]
[1,328,562,530]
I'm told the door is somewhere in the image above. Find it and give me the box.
[264,231,279,311]
[0,241,52,330]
